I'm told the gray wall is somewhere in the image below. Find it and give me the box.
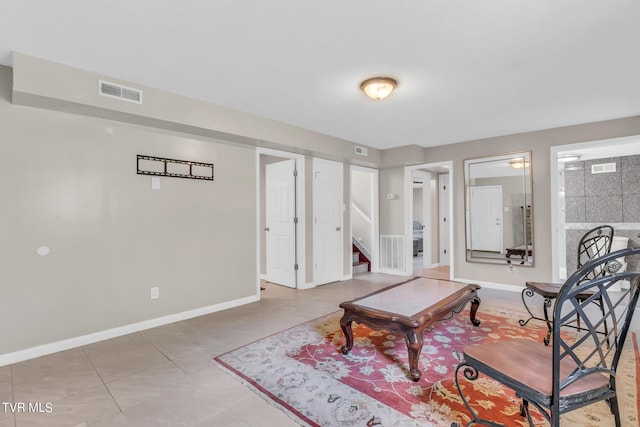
[2,55,377,360]
[0,66,256,355]
[379,116,640,286]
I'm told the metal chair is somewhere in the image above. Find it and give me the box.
[520,225,614,345]
[452,247,640,427]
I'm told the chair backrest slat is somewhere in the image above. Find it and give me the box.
[553,248,640,400]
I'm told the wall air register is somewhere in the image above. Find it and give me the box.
[99,80,143,104]
[355,146,368,156]
[137,155,214,181]
[591,162,616,174]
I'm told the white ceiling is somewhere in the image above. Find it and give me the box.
[1,1,640,150]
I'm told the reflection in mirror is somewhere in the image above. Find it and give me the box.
[464,152,533,266]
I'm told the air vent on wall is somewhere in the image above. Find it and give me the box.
[591,162,616,174]
[355,146,368,156]
[99,80,143,104]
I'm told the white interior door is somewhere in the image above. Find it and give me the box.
[265,159,296,287]
[313,158,343,285]
[469,185,502,252]
[439,174,450,266]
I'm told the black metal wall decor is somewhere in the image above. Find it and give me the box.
[137,155,214,181]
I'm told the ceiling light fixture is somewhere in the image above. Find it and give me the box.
[558,154,581,163]
[360,77,397,100]
[509,158,530,169]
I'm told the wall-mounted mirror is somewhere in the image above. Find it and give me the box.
[464,151,533,266]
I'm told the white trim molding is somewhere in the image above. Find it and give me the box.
[0,294,258,367]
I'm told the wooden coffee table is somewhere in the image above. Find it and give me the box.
[339,277,481,381]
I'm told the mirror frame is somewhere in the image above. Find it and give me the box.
[464,151,534,266]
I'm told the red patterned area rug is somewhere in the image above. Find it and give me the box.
[213,307,639,426]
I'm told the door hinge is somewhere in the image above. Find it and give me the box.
[443,185,446,190]
[443,249,447,254]
[294,264,299,271]
[294,217,298,224]
[443,217,447,222]
[293,169,298,177]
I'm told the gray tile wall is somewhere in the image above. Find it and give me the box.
[565,154,640,223]
[564,154,640,273]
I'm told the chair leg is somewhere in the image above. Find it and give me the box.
[453,362,505,427]
[519,400,535,427]
[519,288,537,327]
[607,395,622,427]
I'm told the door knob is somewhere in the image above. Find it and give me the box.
[265,227,270,232]
[336,226,341,231]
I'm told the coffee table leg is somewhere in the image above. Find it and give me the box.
[406,329,424,381]
[470,296,481,327]
[339,314,354,355]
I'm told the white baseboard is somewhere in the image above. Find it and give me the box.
[0,294,259,367]
[259,273,267,280]
[379,268,411,277]
[297,281,316,290]
[453,277,523,293]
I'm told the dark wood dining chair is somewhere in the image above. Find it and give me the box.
[452,247,640,427]
[520,225,615,345]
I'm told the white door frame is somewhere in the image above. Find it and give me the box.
[404,161,454,278]
[256,147,306,294]
[350,165,380,273]
[438,174,451,266]
[412,170,431,270]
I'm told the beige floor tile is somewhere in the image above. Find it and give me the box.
[172,348,221,376]
[14,385,119,427]
[193,408,250,427]
[121,386,232,427]
[13,366,103,404]
[0,413,14,427]
[0,366,12,404]
[227,389,298,427]
[10,348,93,385]
[91,411,130,427]
[83,333,169,382]
[140,323,204,360]
[106,361,198,411]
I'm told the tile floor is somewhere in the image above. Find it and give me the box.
[0,270,636,426]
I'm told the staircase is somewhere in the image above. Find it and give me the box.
[352,239,371,274]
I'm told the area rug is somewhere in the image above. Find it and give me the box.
[212,307,639,426]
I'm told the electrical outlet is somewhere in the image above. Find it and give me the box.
[150,286,160,299]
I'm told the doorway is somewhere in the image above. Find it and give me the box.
[405,162,453,279]
[350,166,379,274]
[313,158,344,285]
[550,135,640,283]
[257,148,306,291]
